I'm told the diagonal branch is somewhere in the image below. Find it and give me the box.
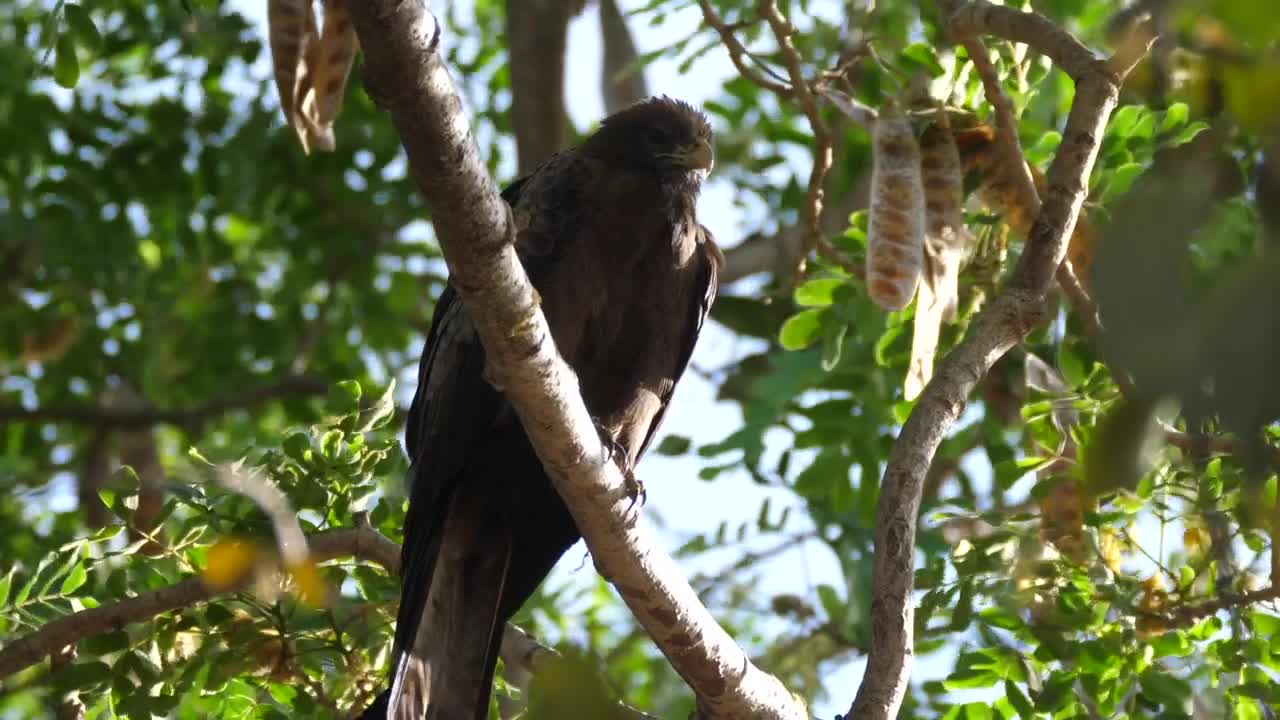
[0,523,399,680]
[847,3,1149,718]
[0,374,327,429]
[345,2,803,718]
[0,520,653,719]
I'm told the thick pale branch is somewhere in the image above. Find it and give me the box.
[946,1,1106,81]
[848,3,1136,717]
[345,2,802,717]
[0,375,327,429]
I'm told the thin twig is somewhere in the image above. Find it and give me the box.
[0,374,327,429]
[0,522,398,680]
[697,0,793,97]
[758,0,834,285]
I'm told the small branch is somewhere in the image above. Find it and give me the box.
[758,0,834,284]
[0,520,646,717]
[599,0,649,114]
[0,523,398,680]
[1162,428,1280,470]
[848,2,1146,717]
[506,0,578,174]
[345,3,802,717]
[1153,585,1280,627]
[0,375,327,430]
[698,0,794,98]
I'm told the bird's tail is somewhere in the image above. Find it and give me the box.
[362,485,514,720]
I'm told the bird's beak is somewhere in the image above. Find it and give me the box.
[679,138,715,172]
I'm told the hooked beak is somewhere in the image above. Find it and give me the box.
[678,138,715,172]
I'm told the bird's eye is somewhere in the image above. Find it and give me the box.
[647,127,669,145]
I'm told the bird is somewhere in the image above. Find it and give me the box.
[359,95,722,720]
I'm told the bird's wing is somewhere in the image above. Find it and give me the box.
[393,281,502,661]
[633,222,720,462]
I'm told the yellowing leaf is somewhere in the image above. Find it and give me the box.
[1183,526,1211,555]
[202,537,258,591]
[285,559,331,607]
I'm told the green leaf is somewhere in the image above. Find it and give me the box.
[654,435,691,456]
[328,379,362,414]
[874,324,906,367]
[794,278,844,307]
[320,429,344,459]
[55,661,112,689]
[1161,102,1189,132]
[1103,163,1146,203]
[14,554,55,606]
[0,567,14,607]
[778,308,825,350]
[1166,120,1209,148]
[359,379,397,431]
[53,33,79,88]
[63,4,102,51]
[1108,105,1143,138]
[1004,679,1034,717]
[820,318,847,371]
[1139,668,1191,707]
[1056,341,1086,389]
[60,563,88,595]
[899,42,947,77]
[283,432,311,463]
[88,525,125,542]
[816,583,845,625]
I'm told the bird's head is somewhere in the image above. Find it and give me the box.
[583,96,714,185]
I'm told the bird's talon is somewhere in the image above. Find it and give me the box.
[623,471,646,521]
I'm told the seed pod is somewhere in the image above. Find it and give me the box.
[866,98,926,312]
[268,0,319,149]
[906,109,975,399]
[297,0,359,153]
[954,124,1097,288]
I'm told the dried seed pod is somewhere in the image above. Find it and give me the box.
[954,124,1097,288]
[906,109,975,400]
[296,0,359,152]
[268,0,320,149]
[866,98,926,312]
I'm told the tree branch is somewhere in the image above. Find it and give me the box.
[0,374,327,429]
[345,3,802,717]
[698,0,794,98]
[848,3,1145,717]
[599,0,649,114]
[0,520,653,719]
[0,523,398,680]
[505,0,578,174]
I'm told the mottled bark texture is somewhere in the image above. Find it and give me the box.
[345,2,804,718]
[845,3,1144,719]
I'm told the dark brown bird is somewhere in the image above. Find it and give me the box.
[361,96,721,720]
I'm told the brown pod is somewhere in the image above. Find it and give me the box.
[268,0,320,150]
[954,124,1097,288]
[866,99,926,312]
[297,0,360,153]
[906,109,973,399]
